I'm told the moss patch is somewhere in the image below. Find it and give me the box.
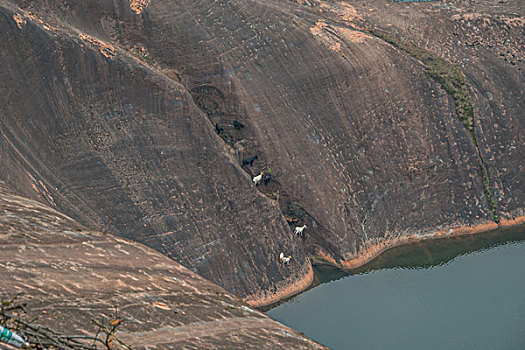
[371,29,474,131]
[371,29,498,222]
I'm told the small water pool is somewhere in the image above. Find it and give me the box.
[266,226,525,349]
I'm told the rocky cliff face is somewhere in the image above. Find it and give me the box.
[0,181,327,349]
[0,0,523,305]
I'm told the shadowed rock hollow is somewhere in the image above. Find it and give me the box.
[0,0,523,305]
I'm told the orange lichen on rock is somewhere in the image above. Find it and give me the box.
[330,42,341,52]
[12,13,26,29]
[320,1,363,22]
[129,45,151,61]
[129,0,150,14]
[452,13,524,28]
[447,222,499,236]
[310,21,327,36]
[310,24,371,54]
[451,13,488,22]
[316,219,516,271]
[244,263,314,307]
[78,33,116,59]
[310,24,341,53]
[13,9,57,32]
[501,16,525,27]
[316,250,339,266]
[499,216,525,227]
[337,27,372,44]
[338,2,364,22]
[21,10,45,25]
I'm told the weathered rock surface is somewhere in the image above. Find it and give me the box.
[0,182,327,349]
[0,0,523,305]
[355,0,524,223]
[0,0,311,304]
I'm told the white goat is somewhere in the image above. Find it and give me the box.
[252,172,263,186]
[294,225,307,236]
[279,252,291,264]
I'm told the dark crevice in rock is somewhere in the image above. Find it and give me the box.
[370,29,499,223]
[191,83,327,261]
[190,84,247,148]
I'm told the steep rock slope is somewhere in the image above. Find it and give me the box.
[356,0,524,222]
[0,181,327,349]
[0,1,311,304]
[0,0,523,304]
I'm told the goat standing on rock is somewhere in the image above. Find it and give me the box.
[294,225,307,236]
[279,252,291,264]
[253,172,263,186]
[242,155,258,167]
[262,173,272,185]
[233,120,245,130]
[215,123,224,135]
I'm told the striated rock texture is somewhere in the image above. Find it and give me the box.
[0,0,311,303]
[0,182,327,349]
[0,0,523,304]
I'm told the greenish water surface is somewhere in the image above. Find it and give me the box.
[266,226,525,349]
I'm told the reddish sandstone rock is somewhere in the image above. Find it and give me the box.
[0,182,327,349]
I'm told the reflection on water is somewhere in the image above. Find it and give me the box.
[314,225,525,285]
[266,225,525,350]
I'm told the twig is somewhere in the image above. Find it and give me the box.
[0,300,130,350]
[91,319,133,350]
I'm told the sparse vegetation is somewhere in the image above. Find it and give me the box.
[371,29,498,222]
[129,45,151,63]
[371,29,474,131]
[480,155,499,222]
[1,296,133,350]
[262,165,272,174]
